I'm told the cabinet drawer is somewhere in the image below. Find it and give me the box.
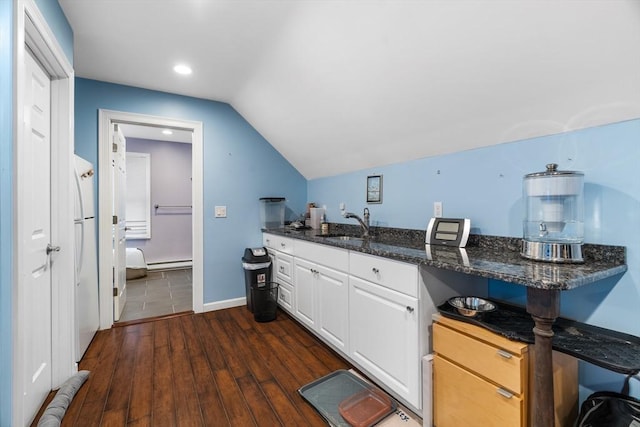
[295,240,348,271]
[277,280,294,314]
[263,233,294,255]
[434,355,524,427]
[433,322,527,394]
[349,252,417,296]
[275,253,293,283]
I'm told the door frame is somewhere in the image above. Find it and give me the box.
[14,0,75,424]
[97,110,204,329]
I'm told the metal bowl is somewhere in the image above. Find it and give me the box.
[448,296,496,317]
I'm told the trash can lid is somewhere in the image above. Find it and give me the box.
[259,197,285,202]
[242,247,271,263]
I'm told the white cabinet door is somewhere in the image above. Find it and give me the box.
[316,264,349,353]
[294,258,316,329]
[349,275,421,409]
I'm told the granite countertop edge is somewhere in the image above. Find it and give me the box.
[263,225,627,291]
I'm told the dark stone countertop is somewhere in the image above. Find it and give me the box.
[438,299,640,375]
[263,224,627,291]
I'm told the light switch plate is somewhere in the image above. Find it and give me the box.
[215,206,227,218]
[434,201,443,218]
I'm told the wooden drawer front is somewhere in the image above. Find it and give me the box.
[433,323,526,394]
[262,233,294,254]
[434,355,524,427]
[295,240,348,272]
[349,252,417,297]
[275,253,293,283]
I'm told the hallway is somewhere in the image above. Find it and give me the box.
[38,307,351,426]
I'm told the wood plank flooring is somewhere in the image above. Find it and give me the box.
[39,307,352,426]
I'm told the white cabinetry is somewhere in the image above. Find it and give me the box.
[275,253,294,314]
[263,233,295,314]
[261,232,488,415]
[294,240,349,353]
[263,233,293,254]
[348,252,421,410]
[293,258,316,328]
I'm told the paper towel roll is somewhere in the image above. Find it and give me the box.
[310,207,324,230]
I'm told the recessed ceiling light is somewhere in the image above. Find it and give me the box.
[162,129,173,135]
[173,64,192,75]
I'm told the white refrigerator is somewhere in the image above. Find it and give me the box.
[74,155,99,361]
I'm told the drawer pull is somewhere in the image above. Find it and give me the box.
[497,349,513,359]
[406,306,414,313]
[372,268,380,274]
[266,239,271,245]
[279,266,284,273]
[496,388,514,399]
[280,242,286,247]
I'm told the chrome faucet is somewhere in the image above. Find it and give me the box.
[343,207,370,237]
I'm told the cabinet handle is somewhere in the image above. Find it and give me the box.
[266,239,271,245]
[496,388,514,399]
[372,267,380,274]
[280,242,286,248]
[279,266,284,273]
[497,349,513,359]
[406,306,414,313]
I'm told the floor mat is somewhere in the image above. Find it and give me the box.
[299,369,399,426]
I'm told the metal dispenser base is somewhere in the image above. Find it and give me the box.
[521,240,583,263]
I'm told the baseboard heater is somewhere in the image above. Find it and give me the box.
[147,259,193,271]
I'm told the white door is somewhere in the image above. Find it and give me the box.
[112,124,127,320]
[21,49,53,423]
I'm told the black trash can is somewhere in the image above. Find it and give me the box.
[242,247,272,313]
[251,282,279,322]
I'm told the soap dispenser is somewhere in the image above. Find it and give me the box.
[321,212,329,235]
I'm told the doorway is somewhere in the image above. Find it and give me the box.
[97,110,204,329]
[118,124,194,323]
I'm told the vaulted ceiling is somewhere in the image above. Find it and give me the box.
[59,0,640,179]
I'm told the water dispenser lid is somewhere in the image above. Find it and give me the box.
[524,163,583,178]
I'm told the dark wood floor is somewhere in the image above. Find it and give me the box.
[38,307,352,426]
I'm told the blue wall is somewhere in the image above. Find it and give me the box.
[34,0,73,64]
[0,2,14,424]
[309,119,640,398]
[74,78,307,303]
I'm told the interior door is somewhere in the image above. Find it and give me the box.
[21,49,53,423]
[112,124,127,321]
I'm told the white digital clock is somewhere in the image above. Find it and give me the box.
[425,217,471,247]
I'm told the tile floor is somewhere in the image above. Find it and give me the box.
[118,268,193,322]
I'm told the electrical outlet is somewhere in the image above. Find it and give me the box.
[434,202,443,218]
[215,206,227,218]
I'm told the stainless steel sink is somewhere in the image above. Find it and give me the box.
[318,234,364,241]
[329,235,363,241]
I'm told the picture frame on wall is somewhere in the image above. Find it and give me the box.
[367,175,383,204]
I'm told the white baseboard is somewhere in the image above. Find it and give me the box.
[203,297,247,312]
[147,260,193,271]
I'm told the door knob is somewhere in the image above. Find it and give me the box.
[46,244,61,255]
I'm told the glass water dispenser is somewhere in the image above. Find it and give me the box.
[521,163,584,263]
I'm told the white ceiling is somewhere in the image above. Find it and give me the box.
[59,0,640,179]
